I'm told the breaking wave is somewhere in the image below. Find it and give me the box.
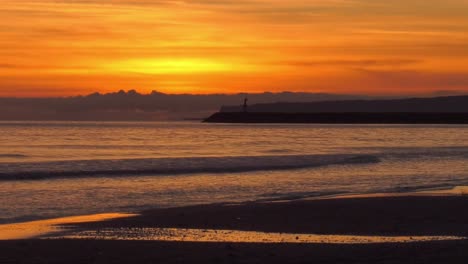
[0,154,28,159]
[0,154,380,181]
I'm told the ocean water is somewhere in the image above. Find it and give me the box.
[0,121,467,224]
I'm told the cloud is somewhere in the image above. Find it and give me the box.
[0,64,17,69]
[1,0,468,96]
[431,90,468,96]
[358,69,468,90]
[280,59,422,68]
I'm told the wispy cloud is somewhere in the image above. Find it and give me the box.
[1,0,468,96]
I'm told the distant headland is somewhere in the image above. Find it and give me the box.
[204,112,468,124]
[204,95,468,124]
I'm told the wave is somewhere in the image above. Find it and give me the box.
[256,181,468,203]
[0,154,380,181]
[354,146,468,160]
[382,150,468,160]
[257,191,348,202]
[0,154,28,158]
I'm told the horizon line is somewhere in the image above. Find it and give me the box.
[1,89,467,100]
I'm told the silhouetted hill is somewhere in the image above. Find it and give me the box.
[221,95,468,113]
[204,112,468,124]
[0,90,370,121]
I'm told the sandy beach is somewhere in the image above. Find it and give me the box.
[1,192,468,263]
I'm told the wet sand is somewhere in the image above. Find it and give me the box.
[0,213,136,240]
[74,193,468,237]
[1,194,468,263]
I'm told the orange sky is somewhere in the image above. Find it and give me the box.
[1,0,468,97]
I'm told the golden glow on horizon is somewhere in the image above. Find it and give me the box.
[1,0,468,96]
[103,58,252,74]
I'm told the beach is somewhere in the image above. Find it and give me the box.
[1,191,468,263]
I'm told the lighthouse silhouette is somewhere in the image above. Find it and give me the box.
[243,97,248,112]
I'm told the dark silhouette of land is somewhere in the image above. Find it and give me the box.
[205,95,468,123]
[1,90,466,121]
[0,90,371,121]
[220,95,468,113]
[204,112,468,124]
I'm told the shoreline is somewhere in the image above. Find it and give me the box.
[1,190,468,263]
[0,186,466,226]
[71,190,468,237]
[1,186,468,240]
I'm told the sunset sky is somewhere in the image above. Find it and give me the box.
[1,0,468,97]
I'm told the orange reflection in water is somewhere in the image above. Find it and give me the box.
[60,228,466,244]
[321,186,468,200]
[417,186,468,196]
[0,213,137,240]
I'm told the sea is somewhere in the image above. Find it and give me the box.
[1,121,467,224]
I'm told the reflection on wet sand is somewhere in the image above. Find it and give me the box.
[0,213,137,240]
[56,228,466,244]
